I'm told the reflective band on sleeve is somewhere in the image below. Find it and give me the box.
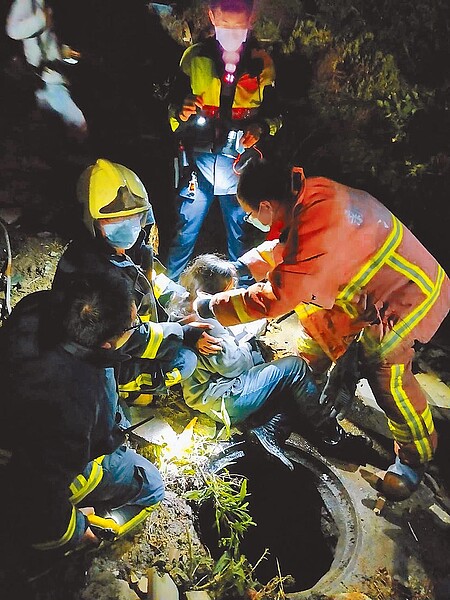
[421,404,435,435]
[117,503,160,537]
[389,364,433,462]
[119,373,157,392]
[32,506,77,550]
[141,323,164,359]
[69,456,106,505]
[387,418,414,443]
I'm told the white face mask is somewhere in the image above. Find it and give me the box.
[215,26,248,52]
[102,214,142,250]
[244,213,271,232]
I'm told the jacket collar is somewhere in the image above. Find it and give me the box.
[60,340,130,367]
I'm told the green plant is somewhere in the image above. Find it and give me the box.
[185,469,256,556]
[180,468,269,598]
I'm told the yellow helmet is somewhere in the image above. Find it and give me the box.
[77,159,154,235]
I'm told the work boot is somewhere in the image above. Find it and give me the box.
[316,421,373,463]
[248,413,294,471]
[379,456,425,501]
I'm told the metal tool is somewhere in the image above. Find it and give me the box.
[120,414,156,435]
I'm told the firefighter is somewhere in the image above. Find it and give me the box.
[0,271,164,582]
[195,159,450,501]
[165,0,282,285]
[52,158,221,404]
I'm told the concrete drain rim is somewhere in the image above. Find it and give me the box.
[285,434,363,598]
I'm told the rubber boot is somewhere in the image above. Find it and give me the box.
[316,421,373,463]
[379,456,425,501]
[248,413,294,471]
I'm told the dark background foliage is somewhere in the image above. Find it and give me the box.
[0,0,449,271]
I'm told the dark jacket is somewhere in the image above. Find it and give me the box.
[0,291,128,550]
[52,231,194,392]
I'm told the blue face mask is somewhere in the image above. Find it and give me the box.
[102,215,142,250]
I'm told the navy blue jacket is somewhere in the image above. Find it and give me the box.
[0,291,128,549]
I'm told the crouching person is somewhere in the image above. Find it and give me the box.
[0,270,164,583]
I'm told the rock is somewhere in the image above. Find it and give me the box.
[137,575,148,595]
[147,567,179,600]
[115,578,140,599]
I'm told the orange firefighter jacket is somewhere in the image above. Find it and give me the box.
[209,177,450,360]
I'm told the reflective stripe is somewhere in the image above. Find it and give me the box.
[389,364,433,462]
[69,455,106,504]
[380,265,445,357]
[165,368,182,387]
[421,404,435,435]
[33,506,77,550]
[231,294,253,323]
[119,373,156,392]
[387,419,413,443]
[386,253,434,296]
[334,297,359,318]
[338,215,403,304]
[266,116,283,136]
[141,323,164,359]
[119,369,183,391]
[294,302,322,320]
[116,503,160,537]
[88,503,160,538]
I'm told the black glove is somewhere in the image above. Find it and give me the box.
[318,340,360,421]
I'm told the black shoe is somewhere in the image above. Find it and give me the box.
[248,414,294,471]
[318,423,373,463]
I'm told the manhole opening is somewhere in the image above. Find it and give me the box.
[196,446,339,592]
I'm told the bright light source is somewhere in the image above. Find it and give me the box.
[196,115,207,126]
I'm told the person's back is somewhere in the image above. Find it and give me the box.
[0,290,121,461]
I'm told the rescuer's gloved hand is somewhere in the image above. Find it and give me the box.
[319,375,355,421]
[318,339,361,420]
